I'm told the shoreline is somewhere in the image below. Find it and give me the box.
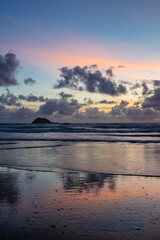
[1,165,160,179]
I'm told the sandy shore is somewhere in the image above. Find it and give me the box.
[1,166,160,240]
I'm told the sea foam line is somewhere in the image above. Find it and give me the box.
[1,138,160,143]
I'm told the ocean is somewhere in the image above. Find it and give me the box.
[1,123,160,239]
[1,122,160,176]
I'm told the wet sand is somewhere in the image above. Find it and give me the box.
[1,167,160,240]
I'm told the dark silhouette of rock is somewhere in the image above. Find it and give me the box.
[32,117,51,124]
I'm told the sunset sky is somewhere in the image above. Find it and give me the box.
[1,0,160,123]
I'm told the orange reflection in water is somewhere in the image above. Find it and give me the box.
[1,168,160,239]
[60,172,160,202]
[39,172,160,239]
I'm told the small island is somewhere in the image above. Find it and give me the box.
[32,117,52,124]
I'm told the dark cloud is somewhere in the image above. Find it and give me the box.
[133,101,141,107]
[58,91,73,99]
[0,53,19,87]
[0,105,36,123]
[110,100,128,115]
[142,82,152,95]
[126,107,158,121]
[0,105,6,112]
[116,84,126,94]
[39,98,81,116]
[76,107,109,120]
[109,101,159,121]
[54,65,127,96]
[0,89,48,107]
[106,68,113,77]
[24,78,36,85]
[153,80,160,87]
[0,89,48,106]
[120,80,132,85]
[0,104,99,123]
[84,98,93,105]
[99,100,116,104]
[85,107,105,116]
[1,100,159,123]
[130,82,152,96]
[77,100,157,122]
[0,89,21,106]
[142,87,160,110]
[130,83,141,90]
[13,107,36,119]
[18,94,47,102]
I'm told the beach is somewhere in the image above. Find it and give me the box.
[1,0,160,238]
[1,167,160,240]
[1,123,160,239]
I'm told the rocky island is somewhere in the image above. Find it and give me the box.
[32,117,52,124]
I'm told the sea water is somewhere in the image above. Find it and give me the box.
[1,123,160,176]
[1,123,160,239]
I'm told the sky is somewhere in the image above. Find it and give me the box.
[1,0,160,123]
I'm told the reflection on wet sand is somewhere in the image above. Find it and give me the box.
[62,172,116,192]
[0,170,19,205]
[25,171,36,183]
[1,167,160,239]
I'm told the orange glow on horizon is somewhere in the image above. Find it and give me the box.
[5,44,160,70]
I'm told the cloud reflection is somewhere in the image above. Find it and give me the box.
[0,171,19,205]
[62,172,117,193]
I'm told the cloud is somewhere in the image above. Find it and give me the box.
[24,77,36,85]
[86,107,102,115]
[110,100,129,115]
[153,80,160,87]
[83,98,93,105]
[74,107,110,121]
[54,65,127,96]
[39,97,81,116]
[120,80,132,85]
[130,83,141,90]
[1,100,159,123]
[130,81,152,96]
[58,91,73,99]
[99,100,116,104]
[0,89,48,107]
[133,101,141,107]
[0,53,19,87]
[0,105,36,123]
[126,107,158,121]
[105,67,113,77]
[0,89,21,106]
[108,100,159,121]
[142,81,152,95]
[142,87,160,110]
[84,107,108,119]
[13,107,36,119]
[18,94,47,102]
[0,105,6,112]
